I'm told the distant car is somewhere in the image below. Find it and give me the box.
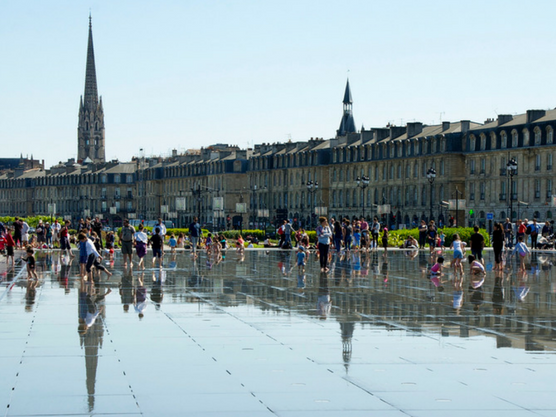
[28,227,36,234]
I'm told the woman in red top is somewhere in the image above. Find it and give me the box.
[517,220,527,245]
[5,228,15,267]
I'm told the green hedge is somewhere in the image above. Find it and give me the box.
[385,227,490,247]
[0,215,64,227]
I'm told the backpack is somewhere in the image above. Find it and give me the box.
[121,226,133,241]
[526,224,532,235]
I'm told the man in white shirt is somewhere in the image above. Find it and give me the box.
[156,218,167,237]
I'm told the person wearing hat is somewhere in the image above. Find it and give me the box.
[36,220,45,246]
[45,222,52,248]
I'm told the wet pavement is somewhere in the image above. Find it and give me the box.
[2,248,556,416]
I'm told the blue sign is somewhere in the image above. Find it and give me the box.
[486,212,494,220]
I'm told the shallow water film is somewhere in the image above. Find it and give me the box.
[2,249,556,416]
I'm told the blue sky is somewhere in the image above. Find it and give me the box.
[1,0,555,167]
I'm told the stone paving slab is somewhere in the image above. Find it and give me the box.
[1,249,556,416]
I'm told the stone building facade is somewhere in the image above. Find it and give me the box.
[3,20,556,230]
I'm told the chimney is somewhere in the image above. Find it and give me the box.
[406,122,423,138]
[526,109,546,124]
[460,120,470,133]
[442,121,450,131]
[497,115,513,126]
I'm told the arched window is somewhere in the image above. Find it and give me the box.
[534,127,542,145]
[469,135,476,151]
[501,131,507,148]
[490,132,496,150]
[511,129,518,147]
[480,134,486,150]
[547,126,554,144]
[523,128,530,146]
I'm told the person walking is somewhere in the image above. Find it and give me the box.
[470,226,485,262]
[189,217,202,257]
[316,217,332,272]
[134,224,149,270]
[119,219,136,268]
[530,219,539,250]
[60,220,74,258]
[333,221,343,253]
[492,222,505,271]
[503,218,514,249]
[418,220,427,249]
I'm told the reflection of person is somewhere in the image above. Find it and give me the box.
[452,274,464,312]
[513,269,530,302]
[119,269,134,313]
[150,270,164,309]
[492,271,505,315]
[316,273,332,319]
[134,273,148,319]
[25,278,39,312]
[78,278,111,335]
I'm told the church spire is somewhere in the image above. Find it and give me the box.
[83,13,98,110]
[337,79,356,137]
[78,14,105,164]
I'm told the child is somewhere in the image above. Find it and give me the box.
[168,234,177,254]
[430,256,445,292]
[439,231,446,250]
[105,231,115,260]
[512,236,530,271]
[91,232,112,280]
[468,254,486,275]
[177,233,185,249]
[236,235,245,253]
[79,233,101,282]
[205,233,213,255]
[297,246,306,272]
[353,228,361,250]
[22,247,38,280]
[450,233,466,274]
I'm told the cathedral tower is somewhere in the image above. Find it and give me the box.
[337,79,356,136]
[78,15,105,163]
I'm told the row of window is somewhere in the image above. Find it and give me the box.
[469,154,554,175]
[469,126,554,151]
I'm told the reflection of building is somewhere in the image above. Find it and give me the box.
[159,251,556,353]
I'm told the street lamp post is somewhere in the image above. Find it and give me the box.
[427,168,436,222]
[507,158,518,221]
[306,180,318,230]
[356,175,370,219]
[250,185,257,229]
